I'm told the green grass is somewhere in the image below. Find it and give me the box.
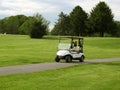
[0,61,120,90]
[84,37,120,59]
[0,35,58,66]
[0,35,120,66]
[0,35,120,90]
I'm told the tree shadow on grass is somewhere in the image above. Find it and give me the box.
[103,62,120,66]
[85,61,120,67]
[43,36,59,40]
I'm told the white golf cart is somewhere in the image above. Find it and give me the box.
[55,36,85,63]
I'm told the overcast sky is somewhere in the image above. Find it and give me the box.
[0,0,120,29]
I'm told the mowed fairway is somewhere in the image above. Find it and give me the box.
[0,35,58,66]
[84,37,120,59]
[0,61,120,90]
[0,35,120,90]
[0,35,120,66]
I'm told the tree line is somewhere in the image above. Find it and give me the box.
[0,1,120,38]
[0,13,49,38]
[51,1,120,37]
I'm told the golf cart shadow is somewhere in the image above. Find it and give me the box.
[59,60,85,63]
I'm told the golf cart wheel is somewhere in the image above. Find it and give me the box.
[79,55,84,62]
[55,56,60,62]
[65,55,72,63]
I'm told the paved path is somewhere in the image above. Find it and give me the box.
[0,58,120,76]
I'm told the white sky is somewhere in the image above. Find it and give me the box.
[0,0,120,29]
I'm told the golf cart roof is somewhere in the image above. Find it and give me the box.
[59,36,83,39]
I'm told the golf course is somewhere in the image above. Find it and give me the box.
[0,0,120,89]
[0,35,120,90]
[0,35,120,66]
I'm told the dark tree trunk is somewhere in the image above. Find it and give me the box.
[100,31,104,37]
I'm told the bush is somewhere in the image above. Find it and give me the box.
[30,13,49,38]
[30,21,46,38]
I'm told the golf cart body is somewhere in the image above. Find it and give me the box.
[55,36,85,62]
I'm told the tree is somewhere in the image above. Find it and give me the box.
[3,16,19,34]
[51,12,71,35]
[30,21,46,38]
[19,17,35,35]
[0,19,4,33]
[2,15,27,34]
[111,21,120,37]
[87,1,114,37]
[30,13,49,38]
[16,15,28,27]
[70,5,88,36]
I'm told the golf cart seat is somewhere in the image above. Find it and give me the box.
[70,46,81,53]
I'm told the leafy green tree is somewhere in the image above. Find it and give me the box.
[19,17,35,35]
[87,1,114,37]
[0,19,4,33]
[70,5,88,36]
[16,15,28,27]
[2,15,27,34]
[34,13,49,35]
[51,12,71,35]
[51,24,59,35]
[3,16,18,34]
[30,21,46,38]
[30,13,49,38]
[0,18,8,34]
[111,21,120,37]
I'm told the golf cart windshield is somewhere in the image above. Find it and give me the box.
[58,36,84,52]
[58,43,70,50]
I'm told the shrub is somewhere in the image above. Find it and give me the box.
[30,13,49,38]
[30,21,46,38]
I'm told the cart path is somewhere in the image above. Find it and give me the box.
[0,58,120,76]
